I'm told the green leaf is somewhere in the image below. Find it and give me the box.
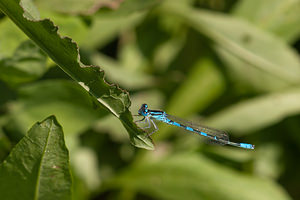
[166,5,300,91]
[39,11,88,46]
[233,0,300,43]
[0,40,47,86]
[0,116,72,200]
[0,0,154,149]
[205,88,300,134]
[108,153,291,200]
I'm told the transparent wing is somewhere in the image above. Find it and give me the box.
[166,114,229,142]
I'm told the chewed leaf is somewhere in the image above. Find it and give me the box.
[0,0,154,150]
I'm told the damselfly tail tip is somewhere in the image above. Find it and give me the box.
[240,143,255,149]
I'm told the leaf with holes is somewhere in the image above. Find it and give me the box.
[0,0,154,150]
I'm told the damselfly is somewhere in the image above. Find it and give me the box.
[136,104,254,149]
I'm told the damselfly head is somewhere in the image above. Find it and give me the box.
[138,104,148,116]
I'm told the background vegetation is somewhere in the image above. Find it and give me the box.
[0,0,300,199]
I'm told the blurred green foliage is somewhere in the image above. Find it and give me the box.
[0,0,300,199]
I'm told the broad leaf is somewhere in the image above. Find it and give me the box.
[0,0,154,149]
[0,116,72,200]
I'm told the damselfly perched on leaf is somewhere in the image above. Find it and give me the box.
[136,104,254,149]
